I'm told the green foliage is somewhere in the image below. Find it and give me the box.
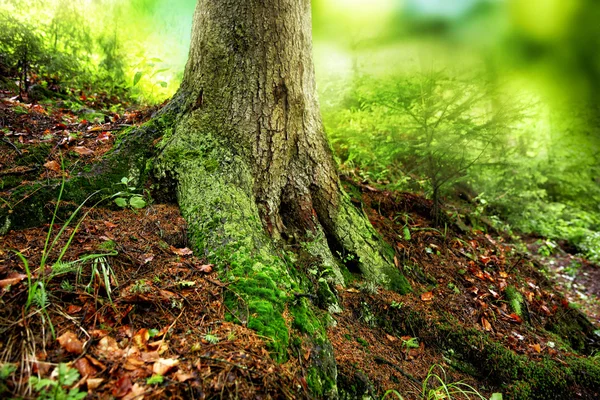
[324,71,525,224]
[146,375,164,385]
[505,286,523,317]
[29,363,86,400]
[0,363,16,395]
[421,364,486,400]
[112,177,147,209]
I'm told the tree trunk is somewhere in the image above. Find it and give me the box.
[152,0,409,395]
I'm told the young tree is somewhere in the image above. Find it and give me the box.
[381,72,523,225]
[2,1,410,396]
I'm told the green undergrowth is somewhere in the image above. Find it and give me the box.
[367,295,600,399]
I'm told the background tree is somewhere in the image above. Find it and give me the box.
[381,72,524,225]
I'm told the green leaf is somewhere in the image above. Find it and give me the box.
[158,81,167,88]
[403,226,411,241]
[133,71,143,86]
[129,196,147,209]
[114,198,127,208]
[120,177,129,185]
[490,394,503,400]
[147,375,164,385]
[148,328,160,338]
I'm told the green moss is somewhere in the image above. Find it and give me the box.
[333,194,411,294]
[505,285,523,316]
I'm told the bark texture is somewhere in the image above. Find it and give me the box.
[160,0,409,290]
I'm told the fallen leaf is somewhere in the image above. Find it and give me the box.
[0,273,27,288]
[103,221,118,229]
[133,329,149,349]
[44,160,61,172]
[86,378,104,391]
[141,351,160,363]
[97,336,123,361]
[74,357,98,377]
[421,291,434,301]
[122,383,146,400]
[385,334,397,342]
[198,264,213,273]
[172,247,193,256]
[153,358,179,375]
[112,375,132,398]
[530,343,542,353]
[175,372,195,382]
[72,146,94,156]
[66,305,83,314]
[57,331,84,354]
[481,317,493,331]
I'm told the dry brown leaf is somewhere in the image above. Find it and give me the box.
[198,264,213,273]
[74,357,98,377]
[72,146,94,156]
[421,291,434,302]
[122,383,146,400]
[481,317,493,331]
[43,160,61,172]
[385,334,397,342]
[85,355,106,370]
[153,358,179,375]
[175,372,195,383]
[97,336,123,361]
[112,375,132,398]
[530,343,542,353]
[141,351,160,363]
[148,340,169,354]
[57,331,84,354]
[133,329,149,349]
[0,273,27,288]
[172,247,193,256]
[103,221,118,229]
[86,378,104,391]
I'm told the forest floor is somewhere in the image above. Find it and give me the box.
[1,88,599,399]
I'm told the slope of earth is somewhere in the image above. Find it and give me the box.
[0,86,599,399]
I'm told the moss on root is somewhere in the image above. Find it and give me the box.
[332,195,411,294]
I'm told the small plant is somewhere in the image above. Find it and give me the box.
[391,301,404,309]
[113,177,147,209]
[421,364,486,400]
[131,280,152,294]
[0,363,16,395]
[29,363,86,400]
[382,389,405,399]
[203,331,219,344]
[401,337,419,351]
[505,286,523,316]
[536,240,557,257]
